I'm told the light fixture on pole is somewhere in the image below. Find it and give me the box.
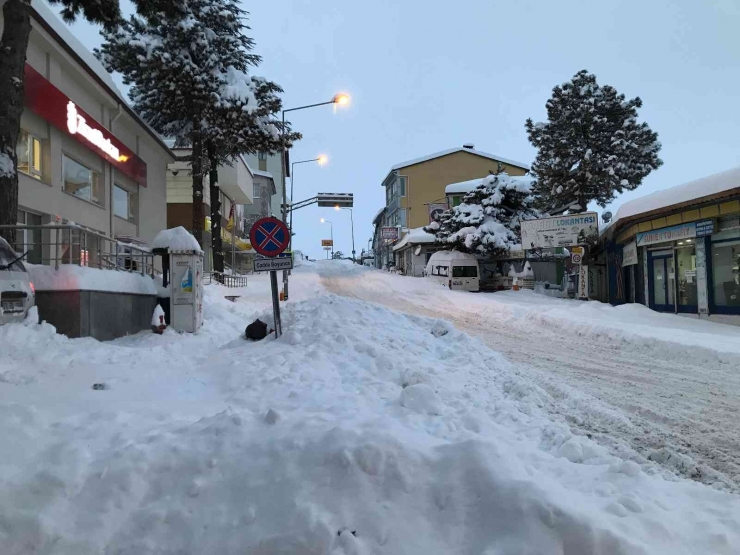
[335,205,356,262]
[280,94,350,298]
[320,218,334,258]
[289,155,328,258]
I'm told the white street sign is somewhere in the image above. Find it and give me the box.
[571,253,582,264]
[253,257,294,272]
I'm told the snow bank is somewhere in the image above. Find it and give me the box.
[0,264,738,553]
[27,264,157,295]
[151,226,203,253]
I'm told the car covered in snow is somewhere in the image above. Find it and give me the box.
[0,237,35,324]
[424,250,480,292]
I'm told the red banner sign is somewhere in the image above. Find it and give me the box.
[23,64,147,187]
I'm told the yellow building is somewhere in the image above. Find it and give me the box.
[380,144,529,232]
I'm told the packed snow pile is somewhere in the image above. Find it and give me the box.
[0,266,739,553]
[27,263,157,295]
[151,226,203,253]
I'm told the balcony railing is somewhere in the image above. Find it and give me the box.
[0,224,156,277]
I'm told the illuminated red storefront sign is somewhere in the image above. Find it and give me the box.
[23,63,147,187]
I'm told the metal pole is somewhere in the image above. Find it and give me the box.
[349,208,355,262]
[281,110,289,300]
[330,222,334,258]
[270,270,282,338]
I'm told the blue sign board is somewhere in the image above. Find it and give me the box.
[695,219,714,237]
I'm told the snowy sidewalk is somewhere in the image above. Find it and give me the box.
[0,262,738,554]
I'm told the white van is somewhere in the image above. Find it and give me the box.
[425,250,480,292]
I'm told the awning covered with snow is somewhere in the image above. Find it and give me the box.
[393,227,436,251]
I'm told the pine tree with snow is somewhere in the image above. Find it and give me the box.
[424,173,538,257]
[525,70,662,212]
[97,0,298,262]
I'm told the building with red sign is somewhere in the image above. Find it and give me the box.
[11,1,175,252]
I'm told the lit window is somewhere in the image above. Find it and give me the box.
[16,129,43,180]
[114,184,136,222]
[63,155,103,206]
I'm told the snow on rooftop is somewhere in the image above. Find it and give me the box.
[445,175,536,195]
[27,264,157,295]
[152,227,203,253]
[372,206,385,223]
[393,227,436,251]
[32,0,127,102]
[390,147,530,173]
[612,166,740,227]
[251,168,274,179]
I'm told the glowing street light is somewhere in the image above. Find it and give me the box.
[332,93,350,106]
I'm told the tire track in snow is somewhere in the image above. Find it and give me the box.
[321,272,740,491]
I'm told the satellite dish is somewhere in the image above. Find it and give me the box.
[602,211,613,223]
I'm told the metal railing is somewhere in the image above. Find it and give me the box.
[0,224,156,277]
[205,271,248,287]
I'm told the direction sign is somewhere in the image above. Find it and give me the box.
[254,257,294,272]
[321,239,333,247]
[249,217,290,257]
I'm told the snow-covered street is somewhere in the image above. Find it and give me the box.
[1,261,739,554]
[321,263,740,490]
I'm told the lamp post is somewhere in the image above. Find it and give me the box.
[320,218,333,258]
[289,155,327,253]
[335,205,355,262]
[281,94,349,298]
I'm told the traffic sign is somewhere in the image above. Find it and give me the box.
[321,239,333,247]
[254,257,294,272]
[249,217,290,257]
[571,253,582,264]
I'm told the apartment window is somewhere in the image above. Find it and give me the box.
[398,176,407,196]
[114,184,137,222]
[253,183,261,199]
[16,129,43,180]
[63,155,103,206]
[258,151,267,161]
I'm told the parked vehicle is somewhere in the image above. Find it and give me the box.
[425,250,480,292]
[0,238,35,324]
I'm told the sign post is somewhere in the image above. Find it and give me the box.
[249,217,291,338]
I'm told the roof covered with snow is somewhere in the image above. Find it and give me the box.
[445,175,536,195]
[388,147,530,177]
[372,207,385,224]
[612,165,740,228]
[393,227,436,251]
[152,227,203,253]
[251,168,274,180]
[31,1,175,160]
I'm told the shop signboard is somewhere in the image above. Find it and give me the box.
[636,222,696,247]
[520,213,598,249]
[428,203,448,223]
[622,241,638,266]
[381,227,400,241]
[23,64,148,186]
[695,219,715,237]
[578,264,589,300]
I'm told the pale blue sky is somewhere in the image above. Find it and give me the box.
[57,0,740,259]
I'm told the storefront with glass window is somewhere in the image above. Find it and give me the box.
[605,173,740,322]
[11,2,174,254]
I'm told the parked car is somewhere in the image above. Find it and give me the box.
[0,237,35,324]
[425,250,480,292]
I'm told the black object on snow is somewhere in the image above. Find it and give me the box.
[245,319,269,341]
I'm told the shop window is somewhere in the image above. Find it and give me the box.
[711,239,740,308]
[63,155,103,207]
[114,184,136,222]
[15,210,42,264]
[16,129,43,180]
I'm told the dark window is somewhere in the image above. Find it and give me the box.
[453,265,477,277]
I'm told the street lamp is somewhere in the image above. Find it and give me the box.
[289,155,328,255]
[281,94,350,297]
[335,205,355,262]
[320,218,334,258]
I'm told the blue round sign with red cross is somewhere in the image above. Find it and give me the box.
[250,217,290,257]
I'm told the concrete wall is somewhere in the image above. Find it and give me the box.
[399,151,528,230]
[35,290,157,340]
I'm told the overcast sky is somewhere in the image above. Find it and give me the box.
[57,0,740,259]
